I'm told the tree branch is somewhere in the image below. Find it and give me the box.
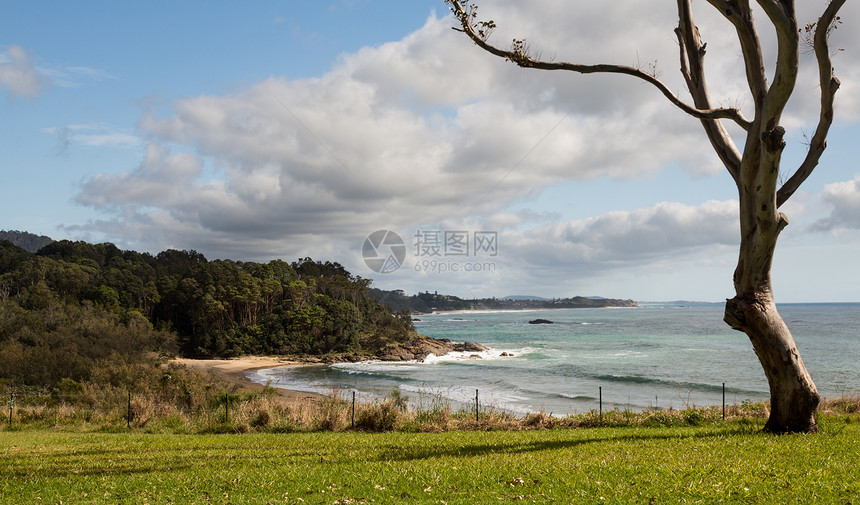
[446,0,753,131]
[756,0,800,126]
[777,0,846,207]
[705,0,769,105]
[676,0,743,182]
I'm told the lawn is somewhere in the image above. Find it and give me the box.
[2,418,859,504]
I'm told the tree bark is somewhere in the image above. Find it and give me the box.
[723,182,820,432]
[724,294,820,433]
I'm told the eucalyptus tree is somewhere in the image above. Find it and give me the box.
[446,0,847,432]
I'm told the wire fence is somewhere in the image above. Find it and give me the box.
[3,382,773,433]
[5,389,248,430]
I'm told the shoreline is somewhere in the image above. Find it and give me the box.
[169,335,491,400]
[170,357,323,401]
[171,354,857,416]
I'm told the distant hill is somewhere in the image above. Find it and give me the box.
[0,230,54,253]
[502,295,549,301]
[371,289,637,313]
[638,300,720,306]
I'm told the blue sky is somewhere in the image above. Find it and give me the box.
[2,0,859,302]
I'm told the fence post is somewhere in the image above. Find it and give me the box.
[127,391,132,429]
[722,383,726,420]
[475,389,479,423]
[225,393,229,423]
[599,387,602,419]
[8,393,12,429]
[351,391,356,428]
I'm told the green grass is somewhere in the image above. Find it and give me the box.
[2,416,859,504]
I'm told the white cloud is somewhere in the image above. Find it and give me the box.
[46,124,142,155]
[365,200,741,300]
[1,45,115,100]
[0,45,43,98]
[39,65,115,89]
[77,13,728,253]
[71,3,858,299]
[77,143,203,209]
[813,175,860,231]
[508,200,738,272]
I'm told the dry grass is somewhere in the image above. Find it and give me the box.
[819,393,860,415]
[5,381,858,434]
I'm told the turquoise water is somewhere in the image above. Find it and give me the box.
[251,303,860,414]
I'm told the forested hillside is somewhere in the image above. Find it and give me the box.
[0,230,54,253]
[0,239,413,388]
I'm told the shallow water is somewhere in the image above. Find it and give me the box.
[249,303,860,414]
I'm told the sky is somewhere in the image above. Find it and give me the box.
[2,1,859,303]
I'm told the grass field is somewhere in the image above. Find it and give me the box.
[2,416,859,504]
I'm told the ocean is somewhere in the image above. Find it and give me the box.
[249,303,860,414]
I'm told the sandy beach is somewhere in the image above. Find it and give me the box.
[170,356,321,401]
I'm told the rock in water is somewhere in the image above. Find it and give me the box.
[452,341,489,352]
[528,318,554,324]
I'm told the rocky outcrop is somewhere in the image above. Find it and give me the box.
[376,336,451,361]
[290,336,490,364]
[528,318,554,324]
[452,341,488,353]
[375,336,488,362]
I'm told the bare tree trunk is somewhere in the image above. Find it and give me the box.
[725,294,820,432]
[725,295,820,433]
[724,182,820,433]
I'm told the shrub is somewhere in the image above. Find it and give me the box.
[251,409,272,429]
[521,411,554,429]
[315,394,348,432]
[354,401,399,432]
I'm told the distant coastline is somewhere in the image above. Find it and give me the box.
[426,305,638,315]
[370,288,638,314]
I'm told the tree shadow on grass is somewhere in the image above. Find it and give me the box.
[375,424,762,462]
[1,459,194,479]
[1,433,342,480]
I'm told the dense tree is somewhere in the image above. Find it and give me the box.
[38,239,123,267]
[0,240,415,388]
[0,298,175,388]
[446,0,846,433]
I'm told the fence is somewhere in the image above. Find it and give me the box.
[4,382,773,433]
[4,388,297,429]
